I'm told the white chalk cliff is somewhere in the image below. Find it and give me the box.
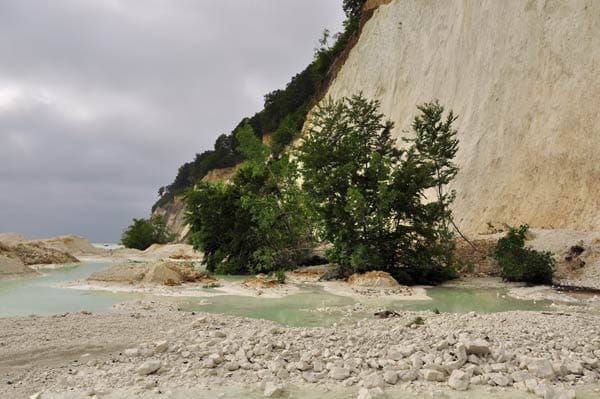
[318,0,600,234]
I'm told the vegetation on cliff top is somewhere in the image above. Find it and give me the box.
[152,0,367,212]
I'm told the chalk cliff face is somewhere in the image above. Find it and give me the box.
[153,196,190,243]
[319,0,600,234]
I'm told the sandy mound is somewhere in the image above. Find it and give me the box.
[0,254,38,278]
[11,242,79,266]
[241,276,278,289]
[0,233,28,245]
[88,263,148,283]
[33,235,103,256]
[88,261,215,286]
[289,264,334,282]
[347,271,400,288]
[143,244,201,260]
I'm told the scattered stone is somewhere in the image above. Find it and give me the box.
[263,382,286,398]
[542,384,576,399]
[124,348,139,357]
[528,359,555,379]
[330,367,351,380]
[137,360,161,375]
[357,387,385,399]
[383,370,398,385]
[154,340,169,353]
[447,370,469,391]
[362,373,385,389]
[465,339,491,356]
[423,369,445,382]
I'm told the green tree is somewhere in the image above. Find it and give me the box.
[186,125,314,274]
[298,94,458,284]
[493,225,554,284]
[405,100,460,265]
[343,0,367,19]
[120,215,175,250]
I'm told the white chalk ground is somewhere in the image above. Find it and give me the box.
[61,278,304,299]
[318,280,431,302]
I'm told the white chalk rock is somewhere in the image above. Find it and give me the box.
[383,370,398,385]
[330,367,351,380]
[448,370,470,391]
[358,387,384,399]
[124,348,139,357]
[465,339,491,356]
[528,359,555,379]
[542,384,576,399]
[362,372,385,389]
[423,369,445,382]
[296,361,311,371]
[154,340,169,353]
[263,382,286,398]
[225,361,240,371]
[137,360,161,375]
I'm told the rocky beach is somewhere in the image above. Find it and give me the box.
[1,233,600,398]
[2,301,600,399]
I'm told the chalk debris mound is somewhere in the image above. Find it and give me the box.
[0,246,38,279]
[87,261,215,286]
[32,235,103,256]
[348,271,400,288]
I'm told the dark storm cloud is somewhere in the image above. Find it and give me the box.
[0,0,345,241]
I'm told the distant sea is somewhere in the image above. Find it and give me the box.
[92,243,124,250]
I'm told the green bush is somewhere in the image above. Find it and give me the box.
[493,225,554,285]
[186,125,315,275]
[121,215,175,250]
[273,269,286,284]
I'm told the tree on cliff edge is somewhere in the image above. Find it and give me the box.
[343,0,367,19]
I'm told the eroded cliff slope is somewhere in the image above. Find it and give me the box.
[320,0,600,234]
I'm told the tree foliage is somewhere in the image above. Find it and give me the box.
[186,125,314,274]
[298,94,458,284]
[493,225,555,285]
[153,4,363,212]
[343,0,367,19]
[120,215,175,250]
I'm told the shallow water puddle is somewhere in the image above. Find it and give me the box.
[0,262,139,316]
[0,262,551,325]
[180,285,551,327]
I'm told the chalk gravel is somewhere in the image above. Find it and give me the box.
[1,301,600,398]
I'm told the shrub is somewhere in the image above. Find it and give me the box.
[120,215,175,250]
[186,125,315,275]
[493,225,554,285]
[273,269,286,284]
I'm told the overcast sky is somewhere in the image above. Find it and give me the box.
[0,0,345,242]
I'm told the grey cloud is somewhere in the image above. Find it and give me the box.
[0,0,345,241]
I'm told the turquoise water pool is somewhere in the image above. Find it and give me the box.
[0,263,551,326]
